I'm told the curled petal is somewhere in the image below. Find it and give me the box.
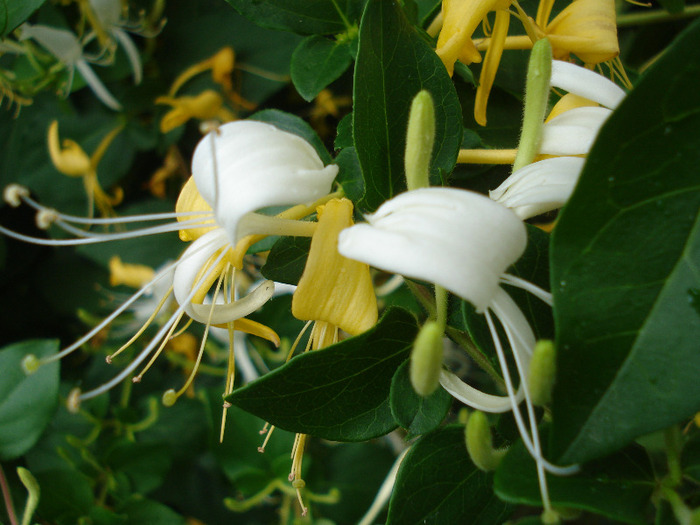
[439,369,524,412]
[490,157,585,219]
[338,188,526,312]
[551,60,626,109]
[540,106,612,155]
[191,121,338,244]
[47,121,91,177]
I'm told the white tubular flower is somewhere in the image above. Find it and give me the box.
[490,60,627,220]
[338,188,577,511]
[191,121,338,245]
[0,120,337,411]
[89,0,143,84]
[19,23,122,110]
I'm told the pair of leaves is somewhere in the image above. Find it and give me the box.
[550,18,700,463]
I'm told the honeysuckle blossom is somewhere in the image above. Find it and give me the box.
[155,90,235,133]
[338,187,577,514]
[259,197,377,515]
[0,120,339,412]
[489,60,626,219]
[19,23,122,110]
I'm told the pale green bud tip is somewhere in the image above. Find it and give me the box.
[21,354,41,375]
[66,388,81,414]
[162,389,177,407]
[405,90,436,191]
[410,320,444,397]
[541,508,561,524]
[465,410,507,471]
[528,339,557,406]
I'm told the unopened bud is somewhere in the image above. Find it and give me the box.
[405,90,436,191]
[528,340,556,406]
[465,410,507,471]
[410,320,444,396]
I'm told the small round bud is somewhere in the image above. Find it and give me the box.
[3,184,29,207]
[465,411,506,472]
[66,388,82,414]
[410,321,444,397]
[528,340,557,406]
[162,389,177,407]
[21,354,41,375]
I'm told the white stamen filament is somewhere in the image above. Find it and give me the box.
[358,447,410,525]
[500,274,553,306]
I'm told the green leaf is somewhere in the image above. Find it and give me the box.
[105,441,172,494]
[353,0,462,211]
[390,361,451,439]
[0,0,47,37]
[116,497,187,525]
[251,109,333,164]
[261,236,311,286]
[550,19,700,463]
[335,112,354,150]
[657,0,685,15]
[335,146,364,203]
[291,35,353,101]
[387,425,512,524]
[226,308,418,441]
[0,339,59,460]
[224,0,355,35]
[33,468,94,523]
[495,435,655,524]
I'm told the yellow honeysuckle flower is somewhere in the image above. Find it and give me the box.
[109,256,155,288]
[169,47,236,96]
[436,0,512,76]
[292,198,378,338]
[47,120,124,217]
[175,176,216,242]
[156,90,236,133]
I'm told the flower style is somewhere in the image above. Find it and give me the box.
[258,197,378,515]
[19,23,123,110]
[338,187,577,513]
[1,120,339,412]
[489,60,626,219]
[48,120,124,218]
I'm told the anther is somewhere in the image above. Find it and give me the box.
[105,355,113,364]
[21,354,41,375]
[222,401,232,408]
[67,388,82,413]
[132,376,142,383]
[3,184,29,207]
[36,208,59,229]
[162,388,177,407]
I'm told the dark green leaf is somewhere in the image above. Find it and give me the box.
[335,112,354,150]
[495,435,655,524]
[105,441,172,494]
[550,19,700,463]
[1,0,47,37]
[33,468,94,523]
[291,35,353,101]
[251,109,333,164]
[353,0,462,211]
[224,0,354,35]
[335,146,364,203]
[116,497,187,525]
[387,425,512,524]
[657,0,685,15]
[227,308,418,441]
[0,339,59,460]
[261,236,311,286]
[390,360,451,439]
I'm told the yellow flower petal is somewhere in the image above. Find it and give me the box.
[47,120,91,177]
[157,90,230,133]
[109,256,155,288]
[545,0,619,64]
[175,176,216,242]
[474,9,510,126]
[292,198,377,335]
[222,318,281,347]
[544,92,599,122]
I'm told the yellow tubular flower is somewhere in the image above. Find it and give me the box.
[474,9,510,126]
[168,47,236,96]
[292,198,378,336]
[156,90,235,133]
[545,0,619,63]
[436,0,512,76]
[109,256,156,288]
[175,177,216,241]
[48,121,91,177]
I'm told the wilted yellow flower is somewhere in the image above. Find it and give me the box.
[47,120,124,217]
[292,198,378,339]
[156,90,236,133]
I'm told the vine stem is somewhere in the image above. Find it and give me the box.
[0,464,19,525]
[616,4,700,27]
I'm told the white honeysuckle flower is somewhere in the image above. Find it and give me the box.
[338,187,577,511]
[191,120,338,245]
[88,0,143,84]
[490,60,627,220]
[19,23,122,110]
[0,120,338,410]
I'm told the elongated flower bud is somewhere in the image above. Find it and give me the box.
[410,321,444,396]
[465,410,507,471]
[528,340,557,406]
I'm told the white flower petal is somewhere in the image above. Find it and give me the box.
[112,28,142,84]
[439,369,524,412]
[19,24,82,64]
[551,60,626,109]
[89,0,122,27]
[540,106,612,155]
[75,59,122,110]
[191,121,338,244]
[490,157,584,219]
[338,188,526,312]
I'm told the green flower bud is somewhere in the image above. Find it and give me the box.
[465,410,507,471]
[405,90,436,191]
[528,339,557,406]
[410,320,444,396]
